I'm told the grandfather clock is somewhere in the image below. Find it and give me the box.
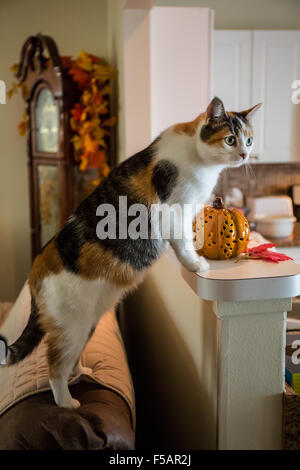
[17,34,77,259]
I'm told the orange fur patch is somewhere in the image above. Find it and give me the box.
[174,112,206,136]
[129,160,159,204]
[28,240,63,296]
[77,242,143,287]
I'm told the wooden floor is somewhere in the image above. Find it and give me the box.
[283,384,300,450]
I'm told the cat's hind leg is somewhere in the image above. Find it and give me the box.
[42,272,124,408]
[46,318,95,409]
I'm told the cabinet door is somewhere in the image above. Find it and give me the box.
[252,31,300,162]
[213,31,252,112]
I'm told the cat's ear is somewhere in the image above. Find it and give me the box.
[240,103,262,120]
[206,97,226,122]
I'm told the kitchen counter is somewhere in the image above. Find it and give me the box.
[182,256,300,302]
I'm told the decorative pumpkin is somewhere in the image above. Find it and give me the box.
[193,197,250,260]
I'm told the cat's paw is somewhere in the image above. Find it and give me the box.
[186,257,210,273]
[59,398,81,409]
[198,257,210,272]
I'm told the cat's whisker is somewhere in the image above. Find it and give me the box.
[245,160,256,188]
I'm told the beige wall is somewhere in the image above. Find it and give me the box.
[157,0,300,29]
[0,0,109,300]
[123,255,219,449]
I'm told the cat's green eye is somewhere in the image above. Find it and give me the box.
[224,135,235,146]
[246,136,253,146]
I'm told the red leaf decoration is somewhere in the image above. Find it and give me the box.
[239,243,294,263]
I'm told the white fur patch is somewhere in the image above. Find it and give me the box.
[40,271,126,407]
[41,271,124,330]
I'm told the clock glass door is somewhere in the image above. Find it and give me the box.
[35,88,59,153]
[37,164,60,246]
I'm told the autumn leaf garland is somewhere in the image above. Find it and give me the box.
[9,51,116,186]
[63,52,116,185]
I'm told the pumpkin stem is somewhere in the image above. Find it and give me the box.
[212,197,224,210]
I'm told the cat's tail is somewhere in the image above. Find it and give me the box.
[0,294,44,366]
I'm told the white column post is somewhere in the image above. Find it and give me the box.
[215,298,291,450]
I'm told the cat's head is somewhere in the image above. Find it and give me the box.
[197,97,262,167]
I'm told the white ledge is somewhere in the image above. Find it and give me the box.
[182,258,300,302]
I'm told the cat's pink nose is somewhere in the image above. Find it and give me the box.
[240,153,246,159]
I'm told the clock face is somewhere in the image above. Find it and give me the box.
[35,88,59,153]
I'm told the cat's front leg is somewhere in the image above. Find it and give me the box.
[170,238,210,272]
[165,203,210,272]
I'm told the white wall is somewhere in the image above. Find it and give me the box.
[150,7,213,139]
[124,9,152,155]
[0,0,109,300]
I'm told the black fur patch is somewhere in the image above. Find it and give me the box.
[54,142,163,272]
[152,160,178,202]
[8,294,44,364]
[55,217,86,273]
[200,113,247,143]
[113,141,157,179]
[227,114,244,135]
[90,180,160,270]
[200,122,228,142]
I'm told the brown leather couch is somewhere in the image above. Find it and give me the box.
[0,382,135,450]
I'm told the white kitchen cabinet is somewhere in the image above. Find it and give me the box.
[213,31,252,112]
[213,30,300,163]
[252,31,300,162]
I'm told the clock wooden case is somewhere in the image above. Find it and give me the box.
[17,34,77,259]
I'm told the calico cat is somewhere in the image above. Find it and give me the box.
[0,97,261,409]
